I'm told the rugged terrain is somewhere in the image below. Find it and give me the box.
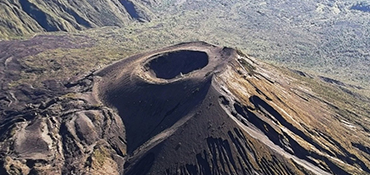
[0,0,153,39]
[1,0,370,88]
[1,0,370,175]
[0,42,369,174]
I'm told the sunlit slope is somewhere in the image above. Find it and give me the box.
[0,0,153,39]
[95,42,370,174]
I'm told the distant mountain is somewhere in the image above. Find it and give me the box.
[1,0,369,88]
[0,0,153,38]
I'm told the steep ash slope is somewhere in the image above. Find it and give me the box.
[0,42,369,174]
[96,42,370,174]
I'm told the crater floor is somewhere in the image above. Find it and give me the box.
[144,50,209,79]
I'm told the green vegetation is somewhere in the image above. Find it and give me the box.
[92,147,110,167]
[0,0,154,39]
[281,67,370,129]
[1,0,370,90]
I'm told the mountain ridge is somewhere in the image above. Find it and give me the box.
[1,0,369,89]
[0,0,152,39]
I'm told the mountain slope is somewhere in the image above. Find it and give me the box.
[0,0,153,39]
[1,0,369,89]
[96,42,370,174]
[1,42,369,174]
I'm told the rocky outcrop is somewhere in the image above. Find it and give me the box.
[0,72,127,174]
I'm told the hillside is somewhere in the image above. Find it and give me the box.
[4,0,369,88]
[0,0,153,39]
[0,41,369,174]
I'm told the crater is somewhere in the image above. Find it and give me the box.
[145,50,209,79]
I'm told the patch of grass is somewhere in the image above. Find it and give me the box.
[92,147,109,167]
[61,93,77,99]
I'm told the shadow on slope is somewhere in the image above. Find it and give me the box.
[351,2,370,12]
[145,50,209,79]
[19,0,59,31]
[105,77,212,153]
[120,0,144,21]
